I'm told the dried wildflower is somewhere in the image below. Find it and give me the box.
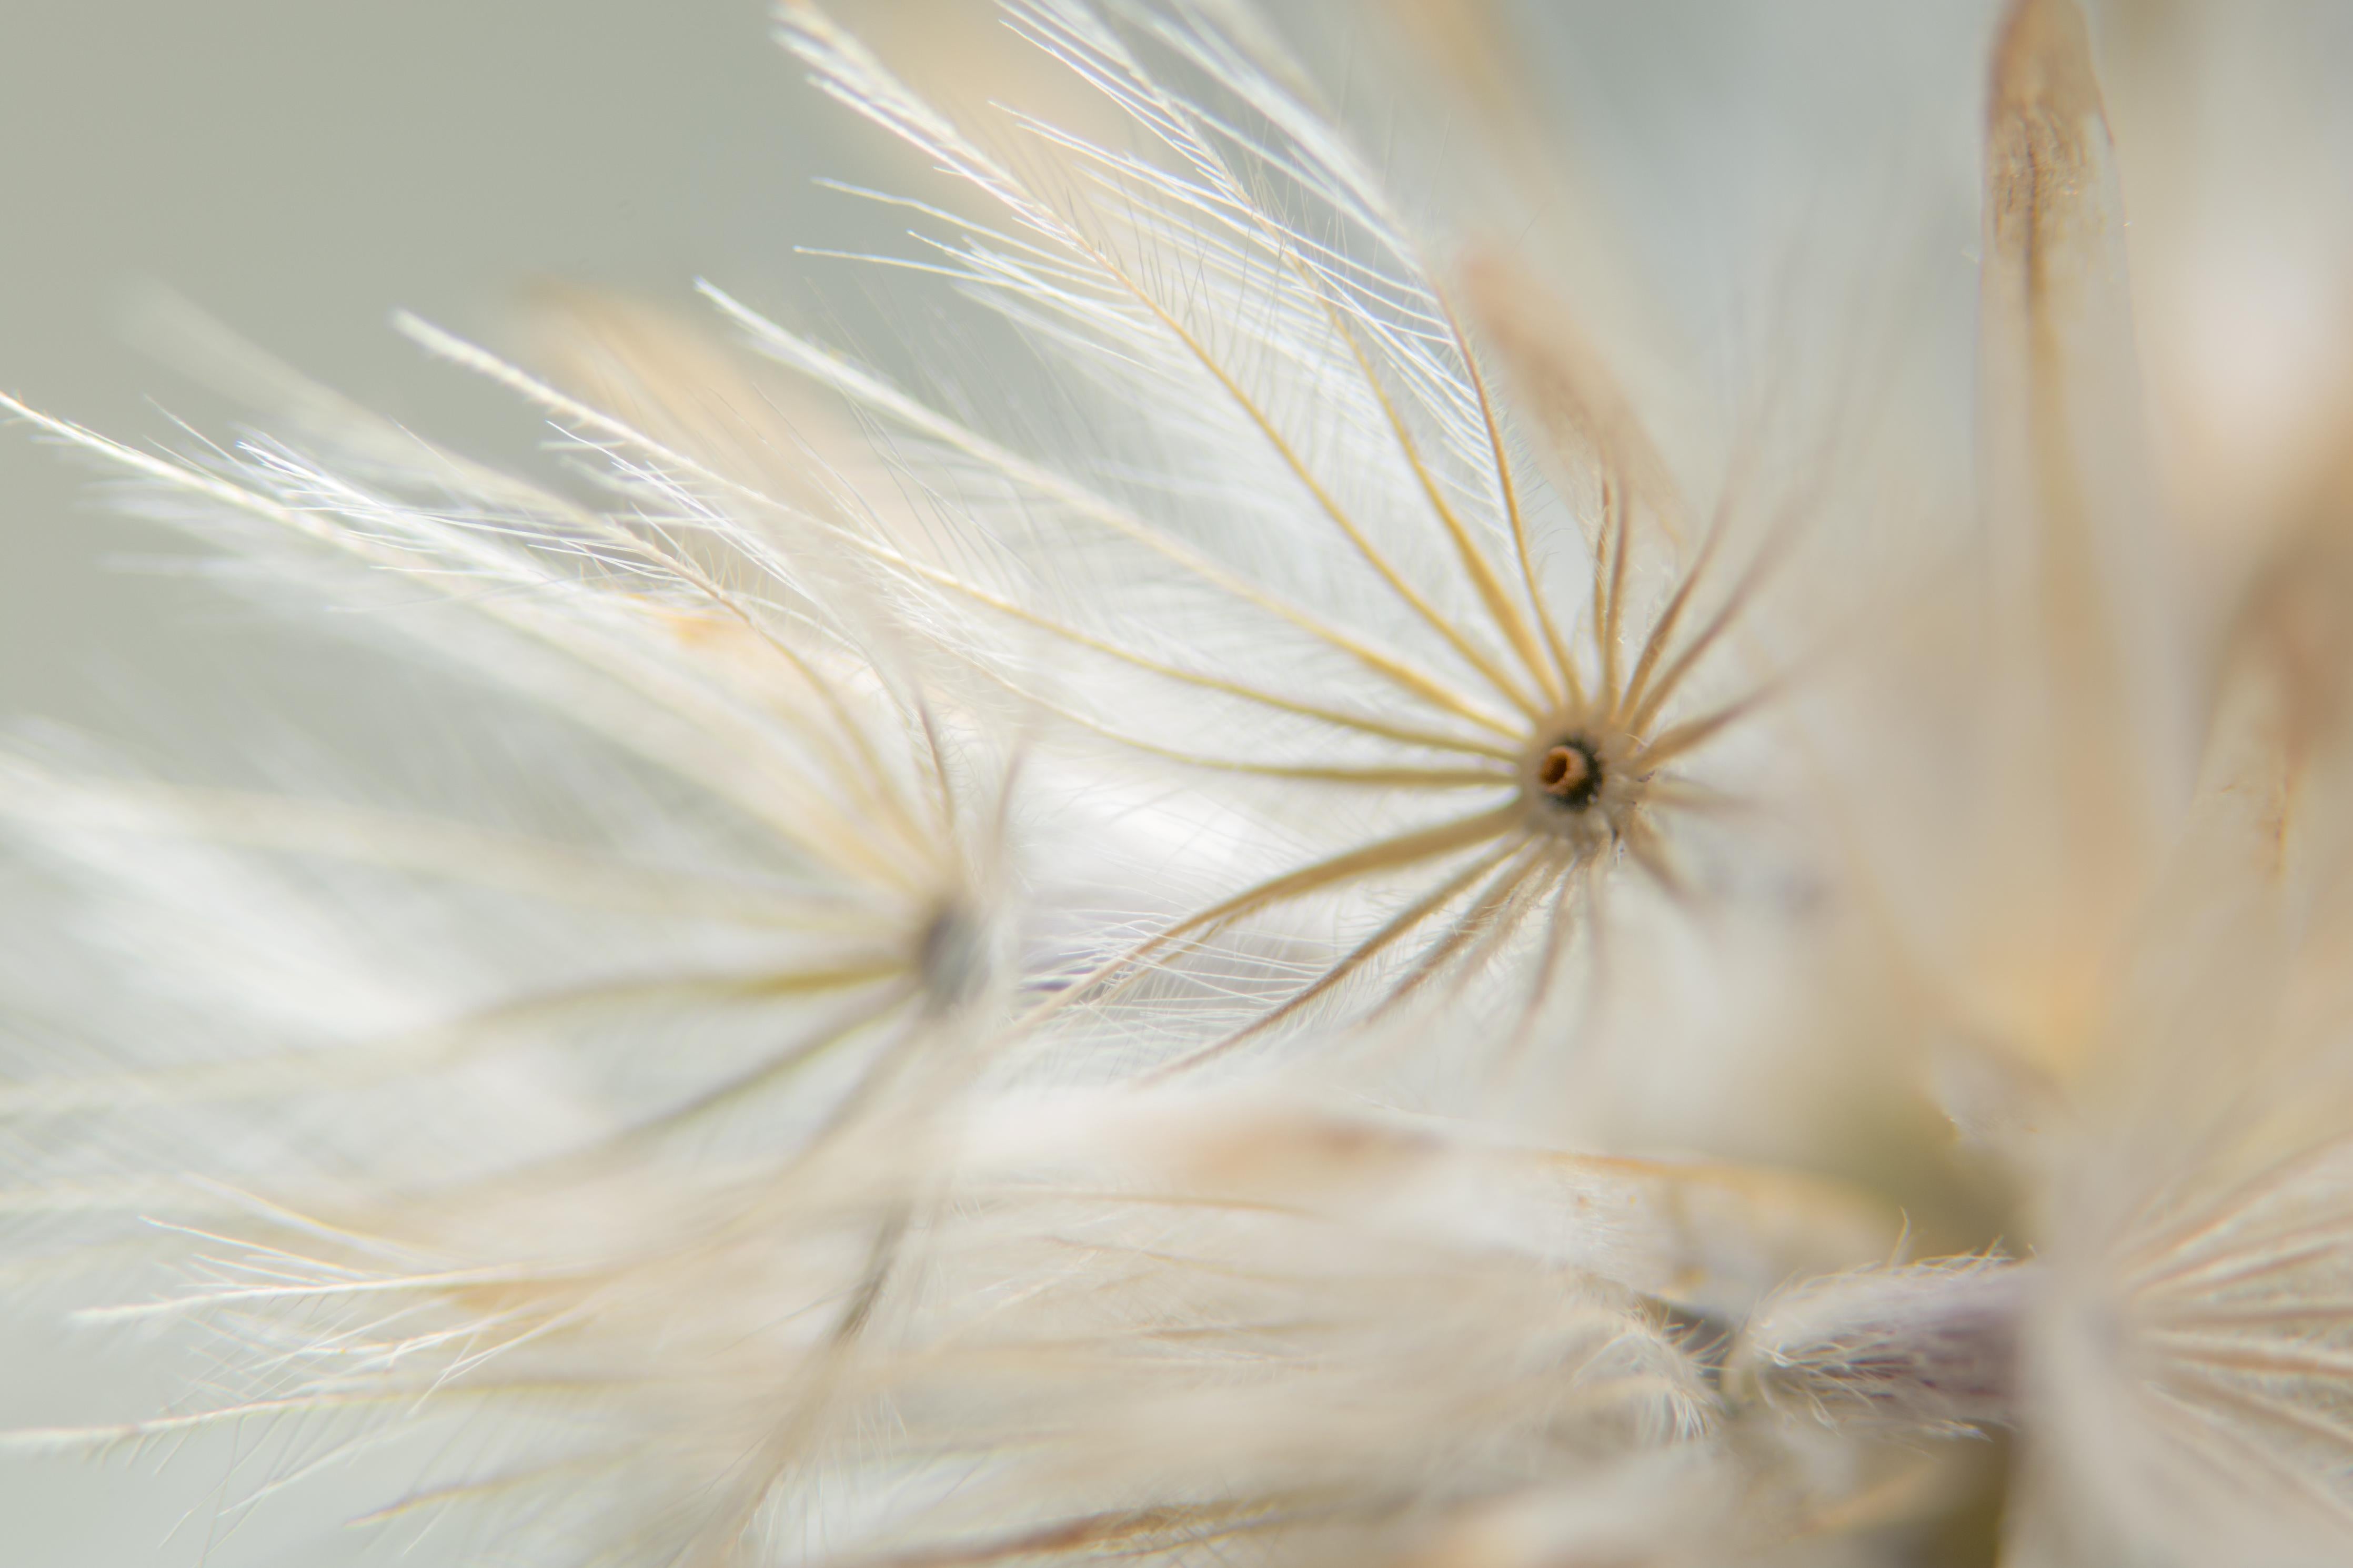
[0,291,1024,1387]
[3,1,2353,1566]
[1717,10,2353,1561]
[92,1101,1721,1564]
[718,0,1804,1067]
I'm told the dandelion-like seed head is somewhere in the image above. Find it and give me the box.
[6,0,2353,1563]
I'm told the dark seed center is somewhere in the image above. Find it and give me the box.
[917,904,988,1012]
[1539,739,1602,811]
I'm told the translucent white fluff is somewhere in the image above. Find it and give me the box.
[4,1,2353,1565]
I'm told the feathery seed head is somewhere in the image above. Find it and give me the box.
[6,1,2353,1564]
[749,2,1798,1056]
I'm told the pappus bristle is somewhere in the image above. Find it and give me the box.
[725,0,1813,1074]
[0,297,1030,1546]
[2,2,2351,1565]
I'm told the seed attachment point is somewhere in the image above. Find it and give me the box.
[1537,738,1602,812]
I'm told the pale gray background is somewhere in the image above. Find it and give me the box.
[0,2,835,733]
[2,2,2342,1563]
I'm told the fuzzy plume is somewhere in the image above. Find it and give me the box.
[4,3,2353,1566]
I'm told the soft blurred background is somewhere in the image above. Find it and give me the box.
[3,1,2349,1562]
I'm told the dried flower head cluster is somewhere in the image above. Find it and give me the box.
[5,1,2353,1565]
